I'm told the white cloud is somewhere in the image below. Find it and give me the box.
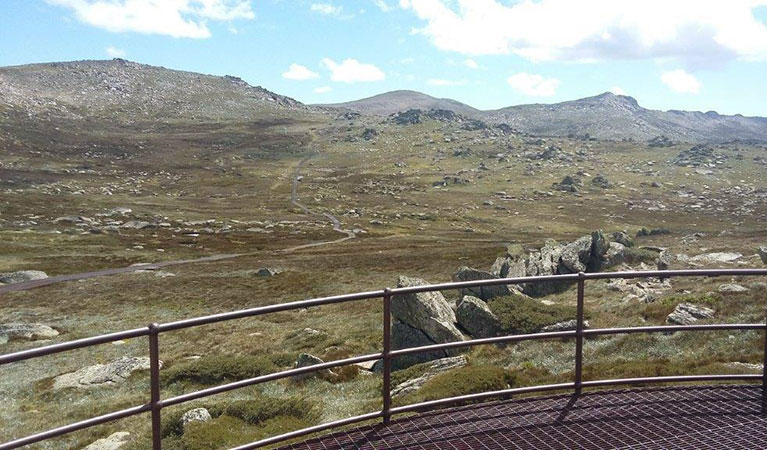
[610,86,627,95]
[314,86,332,93]
[372,0,391,12]
[427,78,466,86]
[282,64,320,80]
[507,72,560,97]
[311,3,343,16]
[48,0,253,38]
[399,0,767,66]
[105,46,126,58]
[322,58,386,82]
[661,69,702,94]
[463,58,479,69]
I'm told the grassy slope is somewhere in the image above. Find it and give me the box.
[1,109,766,448]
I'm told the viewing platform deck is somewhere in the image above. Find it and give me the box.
[282,384,767,450]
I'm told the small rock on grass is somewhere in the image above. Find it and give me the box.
[83,432,130,450]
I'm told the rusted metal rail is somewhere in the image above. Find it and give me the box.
[1,268,766,449]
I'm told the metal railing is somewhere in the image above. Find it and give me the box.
[1,268,766,449]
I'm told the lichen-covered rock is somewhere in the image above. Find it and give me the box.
[611,231,634,247]
[759,246,767,265]
[180,408,212,429]
[388,321,450,370]
[391,356,467,398]
[667,303,715,325]
[0,270,48,284]
[83,432,131,450]
[605,242,628,267]
[53,356,159,390]
[718,283,749,294]
[559,235,593,273]
[656,250,673,271]
[452,267,512,301]
[0,323,58,344]
[392,276,465,348]
[456,296,500,338]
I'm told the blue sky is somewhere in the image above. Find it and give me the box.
[2,0,767,116]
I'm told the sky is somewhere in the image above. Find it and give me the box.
[1,0,767,116]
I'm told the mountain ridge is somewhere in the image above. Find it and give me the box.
[2,59,765,142]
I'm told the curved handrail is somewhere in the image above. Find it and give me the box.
[1,268,766,449]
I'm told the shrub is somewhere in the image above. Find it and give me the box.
[398,365,511,405]
[489,295,577,334]
[621,247,660,265]
[507,363,556,388]
[176,416,257,450]
[162,353,294,386]
[208,395,318,425]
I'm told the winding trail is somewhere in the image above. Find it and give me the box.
[276,154,356,253]
[1,154,355,294]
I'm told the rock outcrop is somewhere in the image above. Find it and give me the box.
[53,356,158,390]
[0,270,48,285]
[667,303,715,325]
[0,323,58,344]
[759,246,767,265]
[391,356,467,398]
[452,267,512,301]
[180,408,212,429]
[518,231,609,296]
[389,276,466,369]
[456,296,500,338]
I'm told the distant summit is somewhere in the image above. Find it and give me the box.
[317,90,480,117]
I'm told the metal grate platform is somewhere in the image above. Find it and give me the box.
[280,385,767,449]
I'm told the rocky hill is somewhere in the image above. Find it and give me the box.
[0,59,308,122]
[323,90,767,143]
[487,92,767,143]
[318,90,480,117]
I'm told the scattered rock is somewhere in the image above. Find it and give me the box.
[0,270,48,284]
[83,432,131,450]
[553,175,582,192]
[0,323,58,344]
[293,353,337,382]
[391,356,467,398]
[53,356,159,390]
[667,303,715,325]
[255,267,282,277]
[540,319,590,332]
[591,174,610,188]
[689,252,742,265]
[718,283,749,294]
[180,408,212,429]
[456,296,501,338]
[758,246,767,265]
[120,220,153,229]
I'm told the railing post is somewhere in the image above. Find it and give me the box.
[574,272,586,396]
[762,309,767,414]
[148,323,162,450]
[382,288,393,425]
